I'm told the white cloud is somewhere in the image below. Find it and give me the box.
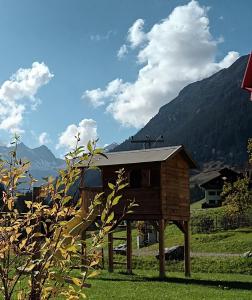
[82,79,129,107]
[90,30,116,42]
[56,119,98,151]
[217,51,239,69]
[0,62,53,133]
[0,104,25,134]
[38,132,51,145]
[117,44,128,60]
[83,0,239,128]
[127,19,146,48]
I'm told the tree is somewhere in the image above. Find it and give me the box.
[221,139,252,217]
[221,176,251,216]
[0,135,132,299]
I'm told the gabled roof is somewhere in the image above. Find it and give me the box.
[81,145,197,168]
[200,168,240,188]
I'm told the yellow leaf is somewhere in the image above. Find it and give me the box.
[25,201,32,208]
[71,277,82,287]
[26,227,32,235]
[112,195,122,206]
[66,245,77,253]
[107,211,114,224]
[1,175,9,184]
[19,238,26,249]
[80,293,87,299]
[87,270,100,278]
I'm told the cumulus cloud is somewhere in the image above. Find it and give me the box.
[127,19,146,48]
[83,79,129,107]
[0,62,53,133]
[56,119,98,151]
[83,0,239,128]
[38,132,51,145]
[217,51,239,69]
[116,19,145,59]
[117,44,128,60]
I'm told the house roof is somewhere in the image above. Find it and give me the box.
[200,168,240,188]
[80,145,197,168]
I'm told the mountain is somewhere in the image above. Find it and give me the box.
[0,143,65,187]
[114,55,252,169]
[104,142,118,152]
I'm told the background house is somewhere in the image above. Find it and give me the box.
[200,168,240,208]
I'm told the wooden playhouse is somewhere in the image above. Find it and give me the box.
[79,145,197,278]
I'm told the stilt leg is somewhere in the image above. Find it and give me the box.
[159,219,165,279]
[126,220,132,274]
[184,221,191,277]
[108,232,114,273]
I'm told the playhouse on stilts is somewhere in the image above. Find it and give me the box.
[79,145,196,278]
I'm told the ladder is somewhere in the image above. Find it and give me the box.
[108,220,132,274]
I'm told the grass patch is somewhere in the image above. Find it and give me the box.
[85,270,252,300]
[106,254,252,275]
[112,225,252,255]
[190,199,205,209]
[191,228,252,253]
[90,224,252,259]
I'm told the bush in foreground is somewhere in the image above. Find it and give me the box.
[0,135,132,300]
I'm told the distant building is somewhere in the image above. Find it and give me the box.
[200,168,240,208]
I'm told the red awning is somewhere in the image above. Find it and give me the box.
[242,52,252,100]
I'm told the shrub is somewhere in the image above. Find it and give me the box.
[192,215,214,233]
[0,135,133,300]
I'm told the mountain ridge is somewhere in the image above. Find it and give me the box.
[0,143,65,186]
[114,55,252,169]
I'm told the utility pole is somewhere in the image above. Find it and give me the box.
[130,135,164,149]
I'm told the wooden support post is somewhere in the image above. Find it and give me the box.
[101,248,104,269]
[81,230,86,271]
[184,221,191,277]
[108,232,114,272]
[158,219,165,279]
[126,220,132,274]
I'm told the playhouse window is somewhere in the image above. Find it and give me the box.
[130,169,142,188]
[142,169,151,187]
[83,169,102,187]
[150,168,160,187]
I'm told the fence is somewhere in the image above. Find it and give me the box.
[191,213,252,234]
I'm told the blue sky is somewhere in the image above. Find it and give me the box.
[0,0,251,156]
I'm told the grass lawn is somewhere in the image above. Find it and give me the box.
[86,204,252,256]
[111,225,252,255]
[84,206,252,299]
[86,270,252,300]
[190,199,205,209]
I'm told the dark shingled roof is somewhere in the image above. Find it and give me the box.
[80,145,196,168]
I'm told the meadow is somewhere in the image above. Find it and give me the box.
[84,205,252,299]
[86,271,252,300]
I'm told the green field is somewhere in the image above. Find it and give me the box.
[86,271,252,300]
[112,225,252,255]
[190,199,205,209]
[13,204,252,299]
[87,205,252,299]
